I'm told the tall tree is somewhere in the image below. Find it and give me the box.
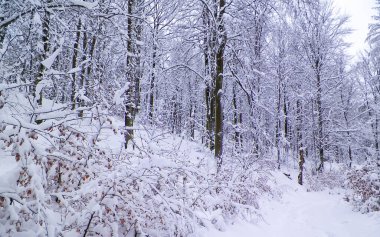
[214,0,227,169]
[124,0,144,148]
[295,0,349,172]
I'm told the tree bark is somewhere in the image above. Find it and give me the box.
[203,5,215,150]
[316,71,324,172]
[71,19,81,110]
[0,16,7,48]
[149,26,157,123]
[35,6,51,107]
[125,0,135,148]
[298,148,305,185]
[232,83,240,150]
[276,79,281,169]
[214,0,226,171]
[297,99,304,185]
[79,29,88,118]
[124,0,143,148]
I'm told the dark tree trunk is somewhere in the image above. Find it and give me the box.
[316,71,324,172]
[0,16,7,48]
[125,0,135,149]
[149,28,157,123]
[205,84,214,150]
[276,80,281,169]
[79,30,88,118]
[85,35,97,102]
[232,83,240,150]
[135,13,142,114]
[35,6,51,107]
[296,99,304,185]
[203,4,215,150]
[283,88,289,139]
[124,0,143,148]
[298,148,305,185]
[190,105,195,139]
[71,19,81,110]
[214,0,226,171]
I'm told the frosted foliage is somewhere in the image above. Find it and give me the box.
[305,166,346,192]
[0,92,274,236]
[346,162,380,213]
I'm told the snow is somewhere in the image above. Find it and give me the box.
[206,172,380,237]
[41,43,63,69]
[32,12,42,26]
[1,92,379,236]
[35,78,53,102]
[93,122,380,237]
[67,67,81,74]
[69,0,99,9]
[0,150,18,193]
[113,82,130,105]
[1,107,380,236]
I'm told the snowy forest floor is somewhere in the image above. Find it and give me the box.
[1,115,379,236]
[206,171,380,237]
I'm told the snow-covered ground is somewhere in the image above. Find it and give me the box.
[1,115,379,236]
[206,172,380,237]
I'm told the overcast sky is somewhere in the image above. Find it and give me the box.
[333,0,377,59]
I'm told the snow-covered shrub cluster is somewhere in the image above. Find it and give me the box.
[0,89,275,236]
[0,90,105,236]
[206,156,275,230]
[305,166,346,191]
[346,162,380,213]
[69,153,274,236]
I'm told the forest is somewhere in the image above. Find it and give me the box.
[0,0,379,236]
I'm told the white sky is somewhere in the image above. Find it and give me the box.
[333,0,377,59]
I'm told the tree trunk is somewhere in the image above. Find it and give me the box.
[0,16,7,49]
[149,28,157,123]
[205,84,214,149]
[35,6,51,107]
[283,90,289,139]
[316,71,324,172]
[375,94,380,160]
[134,12,142,114]
[203,5,215,150]
[124,0,135,149]
[124,0,143,148]
[296,99,304,185]
[232,83,240,150]
[79,29,88,118]
[298,148,305,185]
[275,79,281,169]
[85,35,97,103]
[342,90,353,168]
[71,19,81,110]
[214,0,226,171]
[190,105,195,139]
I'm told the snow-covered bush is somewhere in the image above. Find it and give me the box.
[0,89,276,236]
[215,155,275,222]
[0,89,105,236]
[305,166,346,191]
[49,142,276,236]
[346,162,380,213]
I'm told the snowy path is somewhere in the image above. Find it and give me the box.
[207,176,380,237]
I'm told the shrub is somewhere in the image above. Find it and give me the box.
[346,161,380,213]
